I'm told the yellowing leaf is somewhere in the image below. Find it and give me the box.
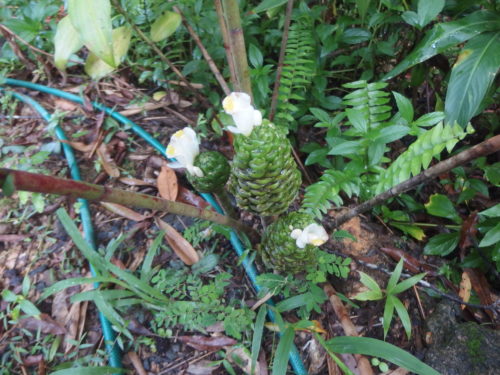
[85,26,132,80]
[155,218,200,265]
[150,11,182,42]
[453,49,473,67]
[53,16,83,71]
[68,0,115,67]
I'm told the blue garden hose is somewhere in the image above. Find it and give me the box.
[3,90,122,370]
[3,78,308,375]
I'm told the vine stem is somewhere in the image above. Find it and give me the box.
[332,134,500,228]
[269,0,295,121]
[0,168,257,239]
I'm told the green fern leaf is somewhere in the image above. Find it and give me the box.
[302,170,361,218]
[375,123,474,194]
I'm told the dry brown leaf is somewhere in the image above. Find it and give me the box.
[97,143,120,178]
[54,99,79,112]
[179,334,237,351]
[155,218,199,265]
[157,165,178,201]
[59,140,94,153]
[127,351,147,375]
[19,314,66,335]
[458,271,472,309]
[100,202,149,221]
[187,360,219,375]
[177,186,210,210]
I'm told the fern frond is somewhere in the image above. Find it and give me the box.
[302,170,361,218]
[275,15,316,129]
[375,123,474,194]
[343,80,392,132]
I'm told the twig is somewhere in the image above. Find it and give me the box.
[269,0,295,121]
[214,0,238,90]
[323,283,374,375]
[220,0,253,97]
[332,134,500,228]
[0,24,55,59]
[0,168,258,239]
[173,6,231,95]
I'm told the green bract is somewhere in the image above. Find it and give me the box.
[261,212,317,273]
[187,151,230,193]
[230,120,301,216]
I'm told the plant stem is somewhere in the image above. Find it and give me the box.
[0,168,257,239]
[220,0,252,97]
[332,134,500,228]
[214,189,238,219]
[214,0,238,90]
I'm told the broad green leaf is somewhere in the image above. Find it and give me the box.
[326,336,441,375]
[253,0,288,13]
[479,222,500,248]
[390,222,426,240]
[479,204,500,218]
[402,11,418,27]
[386,258,404,292]
[49,367,125,375]
[327,138,361,156]
[276,293,309,312]
[445,32,500,127]
[53,16,83,71]
[271,326,294,375]
[425,194,462,223]
[150,11,182,43]
[392,296,412,338]
[68,0,115,67]
[85,26,132,80]
[392,92,413,123]
[424,232,459,256]
[417,0,445,28]
[251,305,267,375]
[391,273,426,295]
[412,112,445,128]
[2,173,15,196]
[383,295,395,338]
[383,11,500,80]
[2,289,18,302]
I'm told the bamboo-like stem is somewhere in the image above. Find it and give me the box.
[220,0,253,97]
[269,0,295,121]
[0,168,257,239]
[214,0,238,90]
[332,134,500,228]
[173,5,231,95]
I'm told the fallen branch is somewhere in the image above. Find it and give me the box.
[332,134,500,228]
[0,168,257,239]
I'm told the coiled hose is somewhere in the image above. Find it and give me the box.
[3,78,308,375]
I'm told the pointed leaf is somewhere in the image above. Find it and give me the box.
[383,295,395,339]
[54,16,83,71]
[424,232,459,256]
[392,92,413,123]
[383,11,500,80]
[68,0,115,67]
[425,194,462,223]
[478,222,500,248]
[417,0,445,28]
[150,11,182,42]
[391,296,412,338]
[85,26,132,79]
[358,271,382,294]
[445,32,500,127]
[271,326,295,375]
[155,218,199,265]
[391,273,426,295]
[386,258,404,293]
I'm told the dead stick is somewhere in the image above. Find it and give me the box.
[323,282,374,375]
[269,0,295,121]
[174,6,231,95]
[214,0,238,90]
[0,168,257,239]
[333,134,500,228]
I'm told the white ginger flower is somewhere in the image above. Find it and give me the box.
[166,127,204,177]
[290,223,329,249]
[222,92,262,136]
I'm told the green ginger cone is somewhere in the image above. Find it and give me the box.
[261,212,328,273]
[187,151,230,193]
[230,120,301,216]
